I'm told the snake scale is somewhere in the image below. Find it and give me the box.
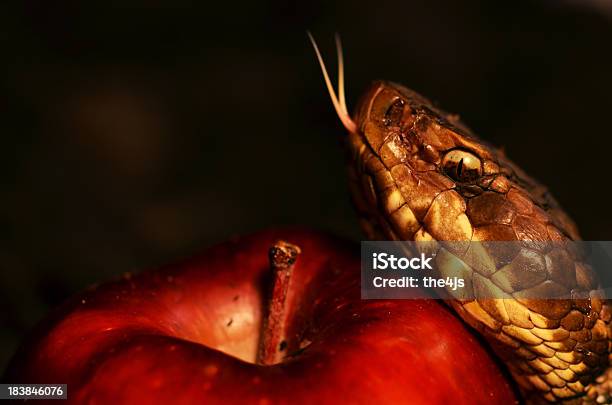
[309,34,612,404]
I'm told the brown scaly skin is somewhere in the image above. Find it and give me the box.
[345,81,612,404]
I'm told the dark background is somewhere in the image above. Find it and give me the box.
[1,0,611,371]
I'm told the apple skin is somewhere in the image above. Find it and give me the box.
[4,228,517,404]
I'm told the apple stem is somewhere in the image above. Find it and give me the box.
[257,240,301,366]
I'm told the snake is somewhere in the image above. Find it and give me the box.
[308,34,612,404]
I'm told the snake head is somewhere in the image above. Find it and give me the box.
[307,33,578,242]
[346,80,582,244]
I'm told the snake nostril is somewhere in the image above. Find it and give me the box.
[383,98,405,127]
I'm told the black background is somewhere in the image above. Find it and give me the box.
[1,0,611,370]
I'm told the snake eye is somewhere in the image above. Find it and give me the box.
[442,149,482,182]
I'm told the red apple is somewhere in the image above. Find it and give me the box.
[4,229,517,404]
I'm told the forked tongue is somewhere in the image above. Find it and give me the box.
[308,32,358,134]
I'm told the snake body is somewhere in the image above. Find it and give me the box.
[343,81,612,403]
